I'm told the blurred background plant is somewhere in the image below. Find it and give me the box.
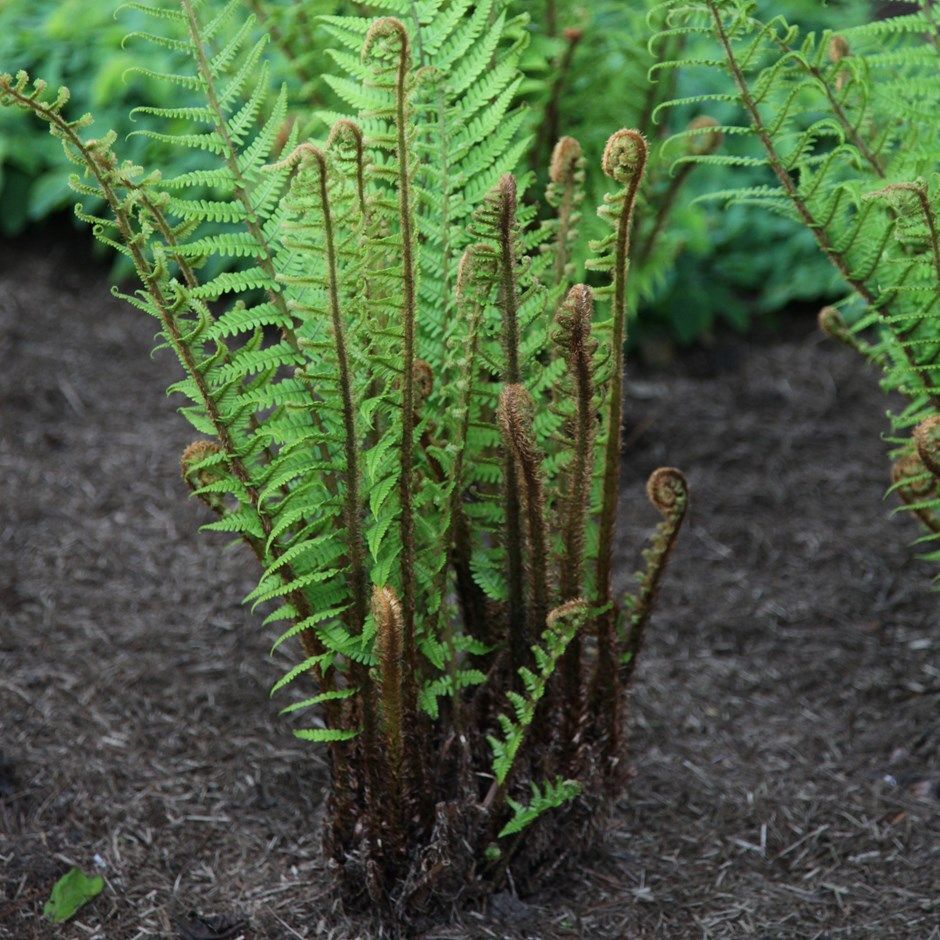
[0,0,871,346]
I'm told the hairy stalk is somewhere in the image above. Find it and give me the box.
[373,586,407,854]
[591,129,647,751]
[293,142,382,805]
[705,0,939,408]
[495,174,529,680]
[553,284,596,762]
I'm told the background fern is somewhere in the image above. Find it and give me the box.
[652,0,940,574]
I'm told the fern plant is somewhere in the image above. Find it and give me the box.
[653,0,940,576]
[1,0,689,922]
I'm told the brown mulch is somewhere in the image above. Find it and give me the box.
[1,230,937,939]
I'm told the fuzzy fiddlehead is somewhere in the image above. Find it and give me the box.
[498,384,551,645]
[181,440,229,517]
[914,415,940,480]
[891,454,940,534]
[546,136,586,288]
[590,129,648,749]
[621,468,690,687]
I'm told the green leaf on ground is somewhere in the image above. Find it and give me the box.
[43,867,104,923]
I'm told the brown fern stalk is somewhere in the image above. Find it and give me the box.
[372,585,408,856]
[447,250,491,645]
[295,142,383,806]
[494,174,531,680]
[592,129,648,754]
[553,284,596,761]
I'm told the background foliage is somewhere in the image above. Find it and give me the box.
[0,0,874,343]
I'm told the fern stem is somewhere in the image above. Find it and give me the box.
[591,130,647,747]
[393,23,420,752]
[555,285,595,761]
[773,34,886,178]
[299,144,382,807]
[495,175,529,679]
[373,586,407,854]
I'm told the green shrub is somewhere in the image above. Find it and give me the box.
[1,0,688,923]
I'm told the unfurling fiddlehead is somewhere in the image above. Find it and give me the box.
[546,136,586,287]
[892,454,940,534]
[591,129,648,755]
[498,384,551,647]
[622,468,690,686]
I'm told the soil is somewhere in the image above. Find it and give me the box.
[1,228,937,939]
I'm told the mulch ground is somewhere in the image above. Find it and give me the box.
[1,229,937,939]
